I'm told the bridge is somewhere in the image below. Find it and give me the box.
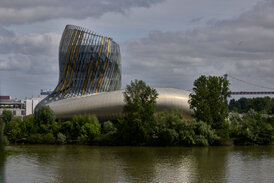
[224,74,274,95]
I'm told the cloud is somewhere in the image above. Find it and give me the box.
[122,0,274,91]
[0,0,164,25]
[0,27,60,56]
[0,26,60,76]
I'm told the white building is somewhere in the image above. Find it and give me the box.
[0,89,52,118]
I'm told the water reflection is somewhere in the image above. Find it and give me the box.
[3,145,274,183]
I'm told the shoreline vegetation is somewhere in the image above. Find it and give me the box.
[0,77,273,146]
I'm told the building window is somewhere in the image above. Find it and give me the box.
[13,111,16,115]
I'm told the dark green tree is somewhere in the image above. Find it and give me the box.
[232,109,272,145]
[0,118,8,145]
[35,106,55,125]
[1,110,13,123]
[189,75,231,131]
[229,97,274,114]
[71,114,101,143]
[119,79,158,145]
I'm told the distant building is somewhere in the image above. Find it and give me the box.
[0,96,26,118]
[0,89,52,118]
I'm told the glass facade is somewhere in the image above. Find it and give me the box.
[38,25,121,107]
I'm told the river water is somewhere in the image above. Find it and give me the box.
[0,145,273,183]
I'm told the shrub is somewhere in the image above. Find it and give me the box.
[27,133,56,144]
[60,121,73,140]
[93,131,118,146]
[154,110,218,146]
[102,121,116,134]
[27,134,43,144]
[231,109,272,145]
[1,110,13,123]
[72,114,101,143]
[35,106,55,125]
[57,133,66,144]
[4,117,22,142]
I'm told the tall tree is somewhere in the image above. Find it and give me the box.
[1,110,13,123]
[35,105,55,125]
[189,75,231,130]
[119,79,158,145]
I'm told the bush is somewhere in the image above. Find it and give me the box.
[154,110,218,146]
[72,114,101,143]
[0,119,8,145]
[60,121,73,140]
[35,106,55,125]
[93,131,118,146]
[27,133,56,144]
[231,109,272,145]
[102,121,116,134]
[27,134,43,144]
[57,133,66,144]
[42,133,56,144]
[1,110,13,123]
[5,117,22,142]
[157,129,179,145]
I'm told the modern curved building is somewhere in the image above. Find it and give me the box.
[37,25,193,121]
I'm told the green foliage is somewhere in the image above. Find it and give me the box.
[93,131,118,146]
[230,109,272,145]
[189,75,231,131]
[71,114,101,142]
[22,115,38,135]
[79,122,100,143]
[229,97,274,114]
[60,121,73,140]
[118,79,158,145]
[0,118,8,145]
[5,117,22,142]
[35,105,55,125]
[1,110,13,123]
[57,133,66,144]
[154,110,218,146]
[102,121,116,134]
[27,133,56,144]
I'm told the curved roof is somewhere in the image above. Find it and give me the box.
[48,88,193,121]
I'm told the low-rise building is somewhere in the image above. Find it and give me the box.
[0,89,52,118]
[0,96,25,118]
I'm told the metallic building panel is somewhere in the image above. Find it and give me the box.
[48,88,193,121]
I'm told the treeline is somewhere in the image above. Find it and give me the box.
[229,97,274,114]
[229,110,273,145]
[189,75,273,145]
[0,107,218,146]
[1,78,273,146]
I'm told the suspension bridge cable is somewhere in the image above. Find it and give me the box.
[228,74,274,90]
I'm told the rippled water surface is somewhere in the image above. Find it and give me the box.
[0,145,273,182]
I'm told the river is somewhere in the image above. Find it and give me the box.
[0,145,273,182]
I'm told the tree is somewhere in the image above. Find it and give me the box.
[231,109,272,145]
[0,118,8,145]
[189,75,231,131]
[71,114,101,143]
[1,110,13,123]
[118,79,158,145]
[155,110,218,146]
[35,106,55,125]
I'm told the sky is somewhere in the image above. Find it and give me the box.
[1,0,274,99]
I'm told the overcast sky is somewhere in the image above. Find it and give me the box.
[1,0,274,99]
